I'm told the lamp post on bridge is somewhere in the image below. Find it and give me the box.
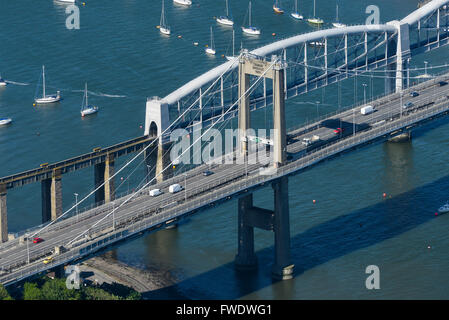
[362,83,367,105]
[74,193,79,223]
[407,58,411,88]
[315,101,320,119]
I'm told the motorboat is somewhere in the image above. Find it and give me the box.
[34,65,61,104]
[80,83,98,117]
[0,118,12,126]
[0,74,7,87]
[438,202,449,214]
[173,0,192,6]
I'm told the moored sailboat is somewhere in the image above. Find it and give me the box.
[332,2,346,28]
[291,0,303,20]
[159,0,171,35]
[307,0,324,26]
[205,26,216,55]
[273,0,284,14]
[80,83,98,117]
[34,65,61,104]
[217,0,234,26]
[242,1,260,35]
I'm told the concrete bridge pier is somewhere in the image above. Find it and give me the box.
[94,154,115,205]
[42,169,62,223]
[235,177,294,280]
[0,184,7,243]
[389,131,412,142]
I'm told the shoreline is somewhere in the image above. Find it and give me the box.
[81,254,187,299]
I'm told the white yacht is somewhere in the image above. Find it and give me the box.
[0,74,6,87]
[438,202,449,214]
[0,118,12,126]
[34,65,61,104]
[242,1,260,35]
[217,0,234,26]
[307,0,324,26]
[205,26,216,55]
[173,0,192,6]
[332,2,346,28]
[225,29,237,61]
[291,0,303,20]
[80,83,98,117]
[159,0,171,35]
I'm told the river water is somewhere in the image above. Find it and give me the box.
[1,0,449,299]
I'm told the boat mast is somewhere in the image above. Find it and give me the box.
[85,83,88,107]
[160,0,165,27]
[336,3,339,22]
[313,0,316,17]
[249,1,252,26]
[232,28,235,56]
[226,0,229,17]
[42,65,46,98]
[295,0,298,12]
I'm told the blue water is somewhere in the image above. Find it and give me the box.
[1,0,449,299]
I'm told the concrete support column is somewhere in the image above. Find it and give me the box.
[94,162,105,205]
[271,176,294,280]
[238,59,251,156]
[104,154,115,203]
[273,67,286,167]
[156,143,173,183]
[0,184,8,243]
[42,170,62,223]
[235,194,257,270]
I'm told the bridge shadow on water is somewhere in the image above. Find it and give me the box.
[142,171,448,300]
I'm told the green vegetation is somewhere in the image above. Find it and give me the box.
[0,276,141,300]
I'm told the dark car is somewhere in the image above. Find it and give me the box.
[409,91,419,97]
[403,101,414,109]
[203,170,214,176]
[33,237,43,244]
[439,81,448,87]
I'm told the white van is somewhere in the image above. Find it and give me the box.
[169,184,183,194]
[149,189,162,197]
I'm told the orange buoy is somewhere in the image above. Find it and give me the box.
[313,199,316,204]
[156,25,161,29]
[383,192,387,198]
[272,32,276,36]
[435,212,438,216]
[178,35,182,39]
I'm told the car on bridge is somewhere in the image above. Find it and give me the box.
[169,184,183,194]
[43,257,53,264]
[439,81,448,87]
[403,101,414,109]
[149,189,162,197]
[410,91,419,97]
[333,127,345,135]
[203,170,214,176]
[33,237,43,244]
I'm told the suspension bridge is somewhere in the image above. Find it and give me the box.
[1,0,449,285]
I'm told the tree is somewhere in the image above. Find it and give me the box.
[23,282,44,300]
[40,278,81,300]
[0,284,13,300]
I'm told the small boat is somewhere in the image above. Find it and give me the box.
[307,0,324,26]
[217,0,234,26]
[34,65,61,104]
[309,41,325,47]
[332,2,346,28]
[55,0,76,3]
[80,83,98,117]
[159,0,171,35]
[226,29,238,61]
[438,202,449,214]
[0,118,12,126]
[173,0,192,6]
[273,0,284,14]
[205,26,216,55]
[0,74,6,87]
[242,1,261,35]
[291,0,303,20]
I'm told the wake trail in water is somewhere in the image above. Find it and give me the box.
[4,80,30,86]
[64,89,127,98]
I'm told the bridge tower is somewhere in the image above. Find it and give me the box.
[235,53,293,280]
[144,97,172,183]
[386,20,411,93]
